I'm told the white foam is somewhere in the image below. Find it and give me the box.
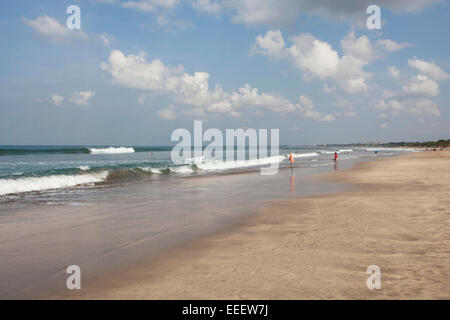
[77,165,90,171]
[321,149,352,154]
[139,167,162,174]
[171,166,195,174]
[194,155,286,171]
[0,171,109,196]
[89,147,135,154]
[291,152,319,158]
[365,147,420,152]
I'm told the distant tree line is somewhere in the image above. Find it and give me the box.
[320,138,450,148]
[384,139,450,148]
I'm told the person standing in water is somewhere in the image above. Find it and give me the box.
[289,153,294,168]
[333,152,338,171]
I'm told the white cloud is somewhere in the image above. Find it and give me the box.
[156,108,177,120]
[334,98,351,108]
[404,98,440,116]
[387,66,401,79]
[122,0,179,12]
[68,91,96,106]
[334,98,356,117]
[377,39,414,52]
[403,74,439,97]
[297,96,335,122]
[253,30,286,57]
[379,123,388,129]
[50,91,95,106]
[408,57,450,81]
[23,15,86,42]
[99,33,113,46]
[192,0,222,14]
[101,50,334,121]
[156,15,194,31]
[323,84,336,94]
[254,30,373,93]
[341,31,375,61]
[374,98,440,117]
[50,94,65,105]
[192,0,441,27]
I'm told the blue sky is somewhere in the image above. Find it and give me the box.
[0,0,449,145]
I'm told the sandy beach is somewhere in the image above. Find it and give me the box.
[57,150,450,300]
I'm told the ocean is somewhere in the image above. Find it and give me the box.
[0,145,418,208]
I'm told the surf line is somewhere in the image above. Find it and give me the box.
[171,120,280,175]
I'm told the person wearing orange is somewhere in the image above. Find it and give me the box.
[289,153,294,168]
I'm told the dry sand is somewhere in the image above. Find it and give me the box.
[62,151,450,299]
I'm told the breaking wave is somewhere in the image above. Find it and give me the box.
[189,155,286,171]
[88,147,135,154]
[291,152,319,158]
[0,171,109,196]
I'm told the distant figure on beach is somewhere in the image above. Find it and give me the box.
[289,153,294,168]
[334,152,338,161]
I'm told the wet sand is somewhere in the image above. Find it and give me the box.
[63,151,450,299]
[1,159,347,299]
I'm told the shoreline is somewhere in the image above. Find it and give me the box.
[53,150,450,299]
[2,153,350,299]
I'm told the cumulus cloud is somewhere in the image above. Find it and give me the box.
[122,0,179,12]
[323,84,336,94]
[403,74,439,97]
[377,39,414,52]
[298,96,335,121]
[192,0,441,27]
[192,0,222,14]
[375,57,447,118]
[23,15,86,42]
[156,108,177,120]
[387,66,401,79]
[333,98,357,117]
[408,57,450,81]
[254,30,374,93]
[99,33,113,46]
[50,91,95,106]
[50,94,65,106]
[102,0,441,28]
[374,98,440,117]
[100,50,334,121]
[68,91,96,106]
[252,30,286,58]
